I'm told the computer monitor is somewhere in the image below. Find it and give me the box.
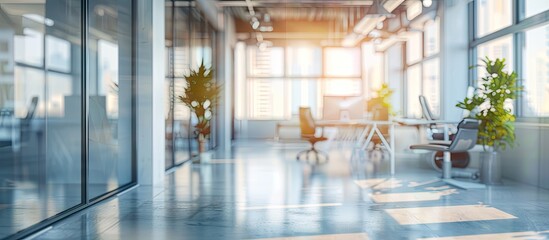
[322,96,365,120]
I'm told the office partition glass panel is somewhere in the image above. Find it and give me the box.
[172,6,192,165]
[323,48,361,77]
[88,0,133,199]
[476,0,512,37]
[424,18,440,57]
[525,0,549,19]
[522,24,549,116]
[422,58,440,117]
[407,64,422,118]
[165,4,192,168]
[165,1,175,170]
[0,1,82,238]
[407,32,423,64]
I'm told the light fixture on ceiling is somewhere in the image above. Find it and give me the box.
[422,0,433,8]
[366,0,395,18]
[250,16,260,29]
[407,0,423,21]
[259,13,273,32]
[342,0,405,47]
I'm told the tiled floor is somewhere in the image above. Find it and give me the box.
[33,140,549,240]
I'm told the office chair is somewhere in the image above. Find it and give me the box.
[410,118,484,189]
[419,95,450,141]
[20,96,38,143]
[419,95,470,169]
[296,107,329,161]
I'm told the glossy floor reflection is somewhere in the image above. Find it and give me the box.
[34,140,549,240]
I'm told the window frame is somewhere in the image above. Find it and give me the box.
[470,0,549,117]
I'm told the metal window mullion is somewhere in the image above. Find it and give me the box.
[82,0,89,205]
[514,31,524,117]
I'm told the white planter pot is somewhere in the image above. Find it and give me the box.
[480,151,502,185]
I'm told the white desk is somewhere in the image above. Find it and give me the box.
[352,121,396,176]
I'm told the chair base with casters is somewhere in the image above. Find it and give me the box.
[410,118,485,190]
[296,136,329,161]
[430,151,479,180]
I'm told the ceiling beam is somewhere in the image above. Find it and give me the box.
[217,0,374,7]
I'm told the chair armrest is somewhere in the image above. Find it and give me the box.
[410,144,450,151]
[429,140,452,146]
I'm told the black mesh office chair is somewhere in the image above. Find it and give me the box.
[410,118,484,189]
[419,95,471,169]
[296,107,328,161]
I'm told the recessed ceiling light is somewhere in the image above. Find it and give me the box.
[423,0,433,8]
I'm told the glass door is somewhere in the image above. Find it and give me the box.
[87,0,134,199]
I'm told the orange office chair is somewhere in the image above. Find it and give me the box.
[296,107,328,161]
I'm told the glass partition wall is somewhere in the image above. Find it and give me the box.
[0,0,136,238]
[165,1,217,169]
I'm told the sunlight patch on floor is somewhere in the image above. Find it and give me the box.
[385,205,516,225]
[253,232,369,240]
[240,203,342,210]
[371,189,458,203]
[354,178,403,189]
[418,230,549,240]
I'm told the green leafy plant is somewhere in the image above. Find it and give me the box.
[456,57,521,151]
[178,61,219,142]
[372,83,395,116]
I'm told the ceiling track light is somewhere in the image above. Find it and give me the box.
[250,16,260,30]
[366,0,395,18]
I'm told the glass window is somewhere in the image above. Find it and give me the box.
[248,78,288,119]
[323,48,361,77]
[247,46,284,77]
[0,1,82,238]
[323,79,362,96]
[422,58,440,117]
[476,0,512,37]
[407,64,422,118]
[424,17,440,57]
[522,24,549,116]
[14,28,44,67]
[290,78,319,117]
[476,35,514,82]
[525,0,549,18]
[407,32,423,64]
[477,35,515,113]
[286,46,322,77]
[46,35,71,72]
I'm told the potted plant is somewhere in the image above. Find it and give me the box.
[456,57,521,184]
[178,61,219,163]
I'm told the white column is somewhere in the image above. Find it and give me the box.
[441,0,469,120]
[216,10,236,153]
[135,0,165,186]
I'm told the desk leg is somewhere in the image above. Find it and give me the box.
[390,124,395,176]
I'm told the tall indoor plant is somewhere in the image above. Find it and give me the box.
[178,61,219,162]
[456,57,521,184]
